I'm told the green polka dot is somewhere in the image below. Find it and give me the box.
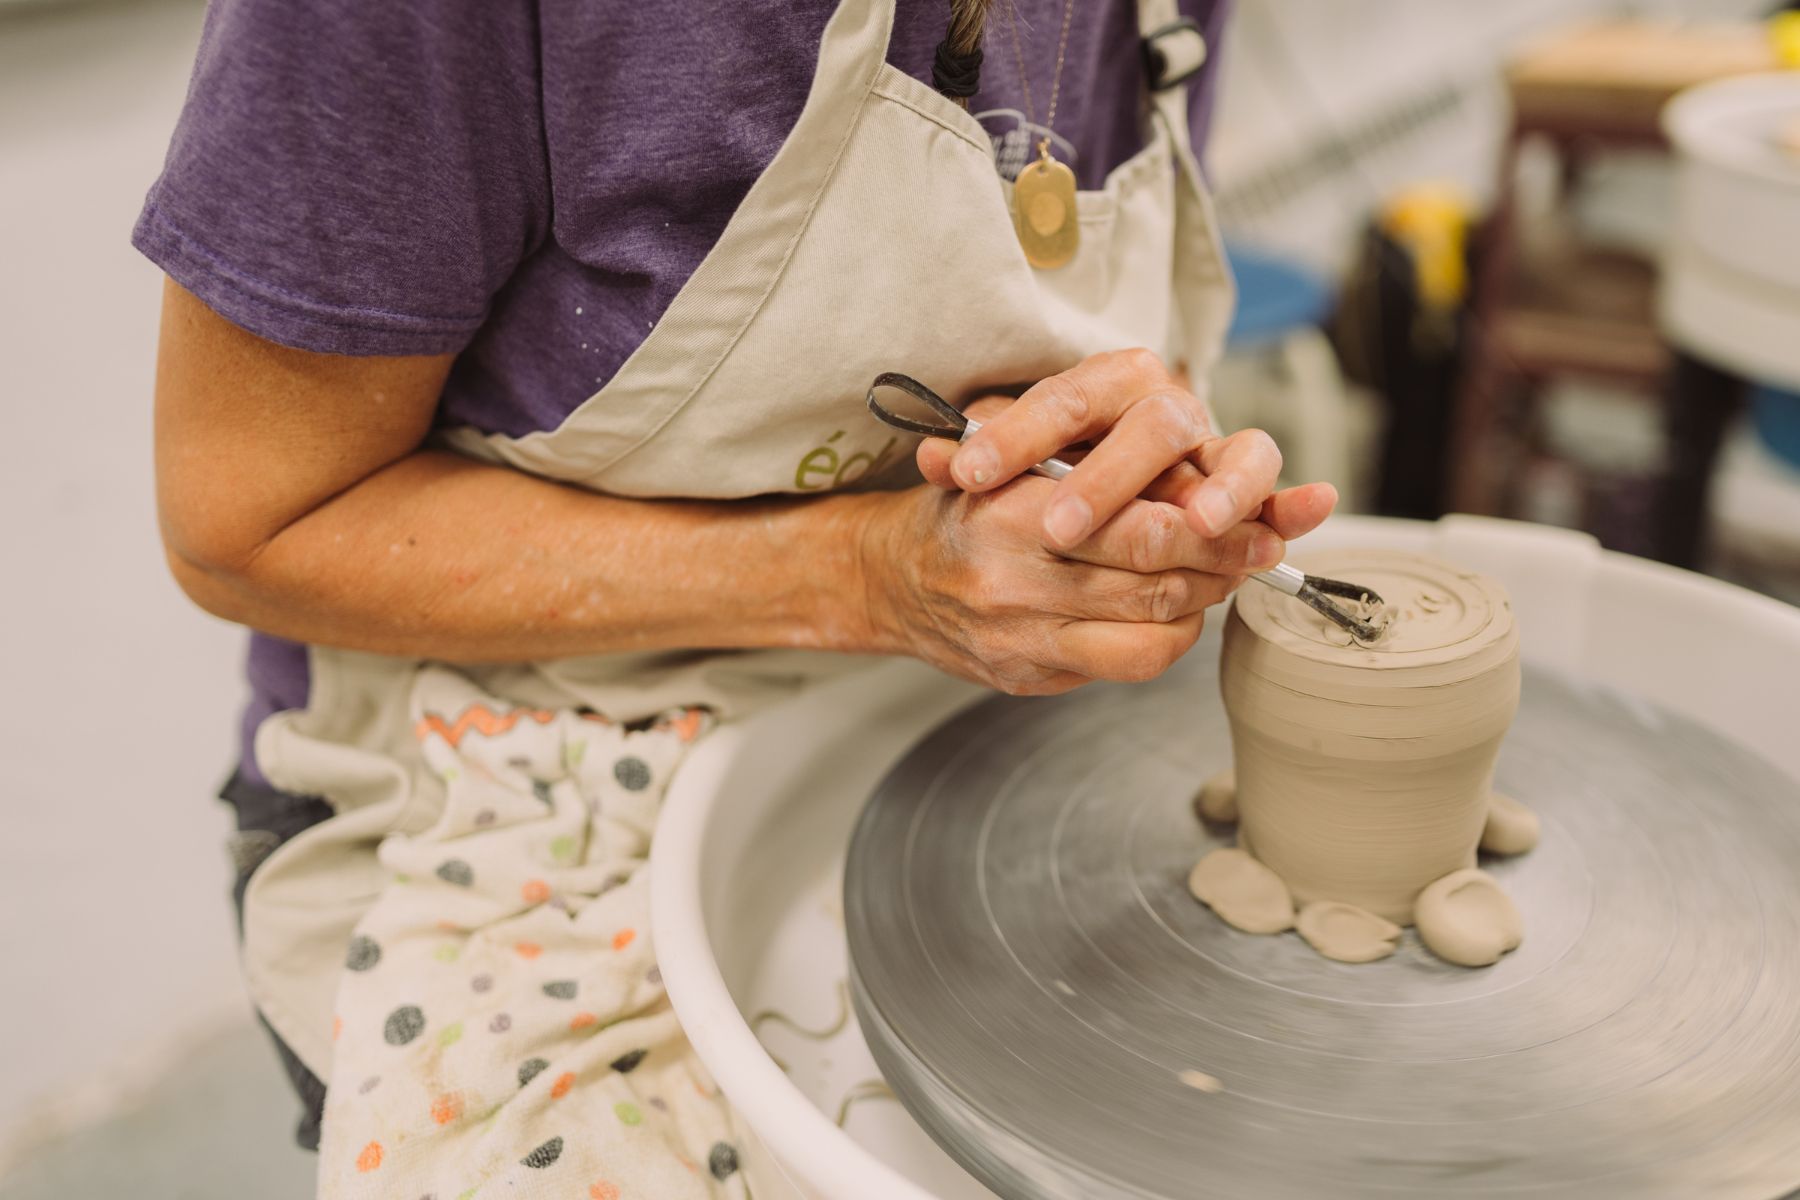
[550,834,578,863]
[614,1101,642,1126]
[437,1021,464,1048]
[565,740,587,769]
[433,944,460,963]
[457,1189,477,1200]
[442,767,459,782]
[394,873,412,885]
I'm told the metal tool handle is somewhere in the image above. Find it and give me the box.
[961,418,1075,480]
[1251,561,1305,595]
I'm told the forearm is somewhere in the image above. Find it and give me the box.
[169,448,889,662]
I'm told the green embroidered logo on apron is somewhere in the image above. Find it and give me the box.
[794,429,901,491]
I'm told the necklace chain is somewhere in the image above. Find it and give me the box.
[1008,0,1076,140]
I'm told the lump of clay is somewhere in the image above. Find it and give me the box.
[1193,769,1238,824]
[1480,792,1540,856]
[1188,848,1295,934]
[1296,901,1401,963]
[1414,868,1522,967]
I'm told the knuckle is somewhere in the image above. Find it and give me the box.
[1141,390,1203,451]
[1038,376,1091,429]
[1119,346,1163,376]
[1146,572,1187,623]
[1128,504,1181,573]
[1241,427,1283,472]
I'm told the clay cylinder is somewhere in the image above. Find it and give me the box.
[1220,549,1520,924]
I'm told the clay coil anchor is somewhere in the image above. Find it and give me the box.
[1251,563,1387,643]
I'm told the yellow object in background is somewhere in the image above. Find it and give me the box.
[1379,183,1475,312]
[1771,12,1800,69]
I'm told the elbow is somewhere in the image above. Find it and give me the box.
[156,497,273,626]
[161,532,265,627]
[162,540,258,626]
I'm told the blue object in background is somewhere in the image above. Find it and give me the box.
[1224,242,1334,349]
[1752,385,1800,472]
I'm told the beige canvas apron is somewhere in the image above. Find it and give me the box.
[243,0,1232,1193]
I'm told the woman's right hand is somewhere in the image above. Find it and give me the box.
[857,477,1286,695]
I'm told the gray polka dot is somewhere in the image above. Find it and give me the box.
[648,1096,668,1112]
[542,980,578,1000]
[470,974,492,993]
[521,1136,563,1168]
[518,1058,550,1088]
[609,1048,647,1074]
[383,1006,425,1046]
[646,966,662,986]
[709,1142,740,1180]
[435,859,475,887]
[357,1075,381,1095]
[345,935,381,972]
[531,779,554,806]
[473,809,496,828]
[613,756,651,791]
[490,1013,512,1034]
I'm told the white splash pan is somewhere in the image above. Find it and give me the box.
[1660,73,1800,391]
[651,514,1800,1200]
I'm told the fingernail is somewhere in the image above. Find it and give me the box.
[1044,495,1092,547]
[1194,489,1235,535]
[954,444,998,488]
[1251,530,1285,569]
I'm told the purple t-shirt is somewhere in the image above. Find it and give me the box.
[134,0,1229,778]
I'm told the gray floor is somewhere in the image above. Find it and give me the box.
[0,1021,315,1200]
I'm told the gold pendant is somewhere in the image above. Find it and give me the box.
[1013,141,1079,270]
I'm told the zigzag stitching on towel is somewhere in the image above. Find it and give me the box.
[414,704,558,748]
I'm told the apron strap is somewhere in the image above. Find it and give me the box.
[1135,0,1208,156]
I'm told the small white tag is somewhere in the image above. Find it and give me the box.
[974,108,1079,181]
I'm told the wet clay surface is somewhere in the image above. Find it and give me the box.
[1193,549,1533,967]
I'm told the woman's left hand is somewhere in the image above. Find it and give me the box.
[916,348,1338,553]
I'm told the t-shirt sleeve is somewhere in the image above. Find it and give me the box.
[132,0,549,357]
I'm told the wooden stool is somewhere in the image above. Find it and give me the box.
[1447,21,1776,557]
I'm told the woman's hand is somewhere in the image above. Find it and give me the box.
[916,348,1338,551]
[857,474,1282,695]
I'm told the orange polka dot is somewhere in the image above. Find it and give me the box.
[435,918,460,932]
[515,941,543,959]
[355,1141,383,1172]
[570,1012,598,1031]
[521,879,551,904]
[550,1071,575,1099]
[430,1092,464,1125]
[332,1015,342,1042]
[611,929,636,952]
[590,1184,620,1200]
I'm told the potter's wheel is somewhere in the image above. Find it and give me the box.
[844,641,1800,1198]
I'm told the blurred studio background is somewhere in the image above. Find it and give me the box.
[2,0,1798,1196]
